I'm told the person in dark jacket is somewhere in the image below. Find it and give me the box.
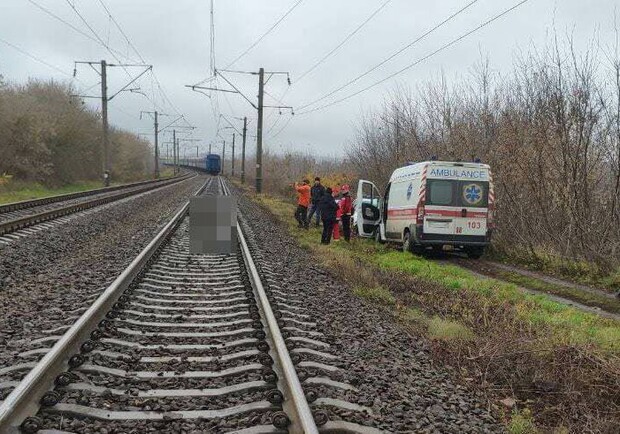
[307,177,325,227]
[318,187,338,244]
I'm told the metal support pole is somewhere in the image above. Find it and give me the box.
[154,111,159,178]
[222,141,226,176]
[241,116,247,184]
[101,60,110,186]
[231,133,235,177]
[256,67,264,193]
[172,129,177,175]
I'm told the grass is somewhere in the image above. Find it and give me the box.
[427,316,476,342]
[0,180,109,204]
[248,189,620,432]
[490,245,620,293]
[0,172,175,205]
[247,189,620,432]
[494,270,620,314]
[353,286,396,306]
[253,192,620,353]
[508,409,537,434]
[374,251,620,351]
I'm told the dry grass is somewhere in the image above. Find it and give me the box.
[247,189,620,433]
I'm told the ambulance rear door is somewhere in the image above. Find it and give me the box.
[423,165,489,241]
[355,180,381,237]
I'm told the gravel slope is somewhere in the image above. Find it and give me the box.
[236,187,502,433]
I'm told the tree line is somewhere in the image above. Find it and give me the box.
[348,37,620,270]
[0,78,154,186]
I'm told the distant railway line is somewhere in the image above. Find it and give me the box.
[0,174,193,244]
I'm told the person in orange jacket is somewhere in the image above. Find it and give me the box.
[293,179,311,229]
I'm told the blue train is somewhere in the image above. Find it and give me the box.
[205,154,221,175]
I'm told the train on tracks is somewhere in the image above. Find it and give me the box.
[205,153,221,175]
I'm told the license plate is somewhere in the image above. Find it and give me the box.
[442,245,454,251]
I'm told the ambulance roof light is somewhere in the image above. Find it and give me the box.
[474,157,482,163]
[430,155,438,161]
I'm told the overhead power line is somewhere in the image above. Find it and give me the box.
[27,0,137,63]
[64,0,125,64]
[93,0,187,119]
[296,0,480,112]
[295,0,392,84]
[224,0,305,69]
[297,0,531,116]
[0,38,74,78]
[96,0,145,63]
[264,0,392,134]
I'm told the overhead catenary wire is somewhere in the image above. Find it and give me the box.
[265,0,392,132]
[296,0,481,112]
[224,0,305,69]
[267,113,294,140]
[65,0,132,71]
[93,0,189,122]
[0,38,75,79]
[26,0,137,63]
[96,0,145,63]
[294,0,393,85]
[297,0,531,116]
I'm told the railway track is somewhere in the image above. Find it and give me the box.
[0,176,377,433]
[0,174,193,244]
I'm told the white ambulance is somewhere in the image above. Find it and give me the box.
[354,160,495,258]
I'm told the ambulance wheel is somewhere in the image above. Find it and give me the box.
[374,227,384,244]
[465,246,484,259]
[402,231,413,253]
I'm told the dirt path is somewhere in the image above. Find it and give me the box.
[449,258,620,321]
[484,261,617,299]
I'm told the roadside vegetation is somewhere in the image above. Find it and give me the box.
[0,77,154,187]
[489,268,620,315]
[0,178,106,204]
[347,34,620,288]
[240,33,620,292]
[247,190,620,433]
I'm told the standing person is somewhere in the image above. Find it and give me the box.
[293,179,311,229]
[318,187,338,244]
[307,177,325,227]
[103,170,110,187]
[340,184,353,242]
[333,188,342,241]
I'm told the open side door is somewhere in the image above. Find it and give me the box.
[355,179,381,237]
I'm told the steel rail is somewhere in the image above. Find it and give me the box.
[0,175,185,215]
[221,177,318,433]
[0,178,211,434]
[0,174,194,237]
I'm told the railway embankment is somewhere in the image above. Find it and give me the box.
[242,186,620,433]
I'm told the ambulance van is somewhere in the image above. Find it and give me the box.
[354,160,495,258]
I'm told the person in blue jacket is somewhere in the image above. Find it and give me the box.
[318,187,338,244]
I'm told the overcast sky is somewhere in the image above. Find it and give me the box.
[1,0,618,158]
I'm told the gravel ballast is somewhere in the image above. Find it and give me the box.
[235,187,502,433]
[2,176,503,432]
[0,175,207,392]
